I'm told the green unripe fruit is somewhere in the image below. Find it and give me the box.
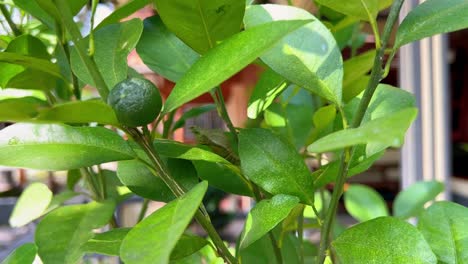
[108,78,162,127]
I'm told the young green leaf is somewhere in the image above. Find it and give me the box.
[172,104,217,131]
[9,182,52,227]
[136,15,199,82]
[244,4,343,105]
[163,19,311,113]
[240,194,300,248]
[36,100,119,126]
[315,0,379,21]
[12,0,54,28]
[342,49,375,88]
[1,243,37,264]
[153,139,231,164]
[70,19,143,89]
[35,201,115,264]
[82,228,131,256]
[95,0,151,30]
[121,181,208,264]
[333,217,437,264]
[0,123,134,170]
[240,232,301,264]
[418,201,468,263]
[393,180,444,219]
[171,234,209,260]
[117,158,198,202]
[239,128,314,204]
[395,0,468,49]
[193,160,253,197]
[0,97,47,122]
[344,184,389,222]
[247,68,287,119]
[154,0,245,54]
[307,108,418,153]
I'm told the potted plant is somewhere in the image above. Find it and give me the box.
[1,0,467,263]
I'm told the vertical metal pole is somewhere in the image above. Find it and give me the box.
[398,0,451,199]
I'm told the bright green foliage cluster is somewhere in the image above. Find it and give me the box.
[1,0,468,264]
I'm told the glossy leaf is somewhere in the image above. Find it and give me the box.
[333,217,437,264]
[343,49,375,97]
[154,139,231,164]
[154,0,245,54]
[136,15,199,82]
[240,194,299,248]
[1,243,37,264]
[193,160,253,197]
[71,19,143,89]
[0,97,47,122]
[9,182,52,227]
[0,52,62,80]
[83,228,131,256]
[121,181,208,264]
[35,201,115,264]
[12,0,54,28]
[309,104,336,142]
[96,0,151,30]
[163,19,310,113]
[343,74,370,102]
[344,184,389,222]
[244,4,343,105]
[307,108,418,153]
[36,100,119,126]
[395,0,468,49]
[171,234,209,260]
[315,0,388,21]
[240,232,301,264]
[45,191,79,213]
[247,68,287,119]
[239,128,314,204]
[117,158,198,202]
[393,180,444,219]
[418,201,468,264]
[0,123,134,170]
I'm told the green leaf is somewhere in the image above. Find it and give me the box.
[136,15,199,82]
[393,180,444,219]
[309,104,337,143]
[0,123,134,170]
[82,228,131,256]
[172,104,217,131]
[171,234,209,260]
[247,68,287,119]
[395,0,468,49]
[162,19,310,113]
[1,243,37,264]
[240,232,301,264]
[315,0,379,21]
[96,0,151,30]
[333,217,437,264]
[244,4,343,105]
[418,201,468,264]
[45,190,79,213]
[12,0,54,28]
[240,194,299,248]
[342,49,375,99]
[0,97,47,122]
[307,108,418,153]
[344,184,388,222]
[117,158,198,202]
[71,19,143,89]
[154,0,245,54]
[35,201,115,264]
[67,169,81,190]
[0,52,64,81]
[343,74,370,102]
[154,139,231,164]
[304,191,331,219]
[239,128,314,204]
[193,160,253,197]
[9,182,52,227]
[121,181,208,264]
[36,100,119,126]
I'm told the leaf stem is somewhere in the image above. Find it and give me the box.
[298,207,305,264]
[0,4,21,36]
[126,127,237,264]
[54,0,110,100]
[137,198,149,223]
[211,87,238,144]
[317,0,406,262]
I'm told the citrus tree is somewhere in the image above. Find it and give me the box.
[1,0,468,263]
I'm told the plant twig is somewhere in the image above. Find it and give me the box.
[317,0,406,262]
[126,127,237,264]
[0,4,21,36]
[137,198,149,223]
[210,87,238,144]
[298,206,305,264]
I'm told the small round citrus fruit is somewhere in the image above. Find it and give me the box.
[108,78,162,127]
